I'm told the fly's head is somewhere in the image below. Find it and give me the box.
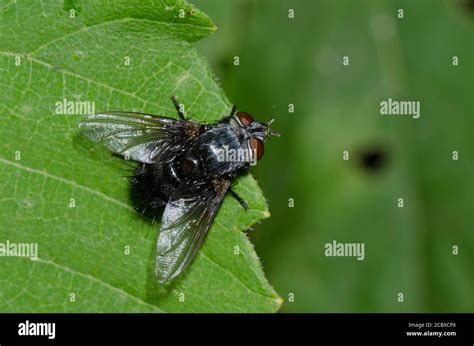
[229,111,280,162]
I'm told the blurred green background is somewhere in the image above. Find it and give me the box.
[192,0,473,312]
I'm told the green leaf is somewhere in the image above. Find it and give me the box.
[0,0,281,312]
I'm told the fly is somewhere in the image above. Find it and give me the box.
[79,96,279,283]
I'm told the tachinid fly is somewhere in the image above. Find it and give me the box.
[79,96,279,283]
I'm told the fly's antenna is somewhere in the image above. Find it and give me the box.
[267,104,275,124]
[265,105,280,137]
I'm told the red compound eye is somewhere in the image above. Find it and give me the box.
[236,111,254,126]
[249,137,264,160]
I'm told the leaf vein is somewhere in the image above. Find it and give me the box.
[0,157,135,213]
[31,257,163,312]
[201,248,277,302]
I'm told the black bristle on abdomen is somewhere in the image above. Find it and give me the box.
[130,163,168,221]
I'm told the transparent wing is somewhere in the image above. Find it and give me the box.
[79,112,201,163]
[156,178,231,283]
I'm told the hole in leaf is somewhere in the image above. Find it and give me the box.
[358,146,390,173]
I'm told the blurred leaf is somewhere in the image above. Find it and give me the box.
[193,0,474,312]
[0,0,281,312]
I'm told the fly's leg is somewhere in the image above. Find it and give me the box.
[171,96,186,120]
[229,189,249,210]
[228,105,236,117]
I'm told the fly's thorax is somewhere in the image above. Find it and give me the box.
[194,124,252,176]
